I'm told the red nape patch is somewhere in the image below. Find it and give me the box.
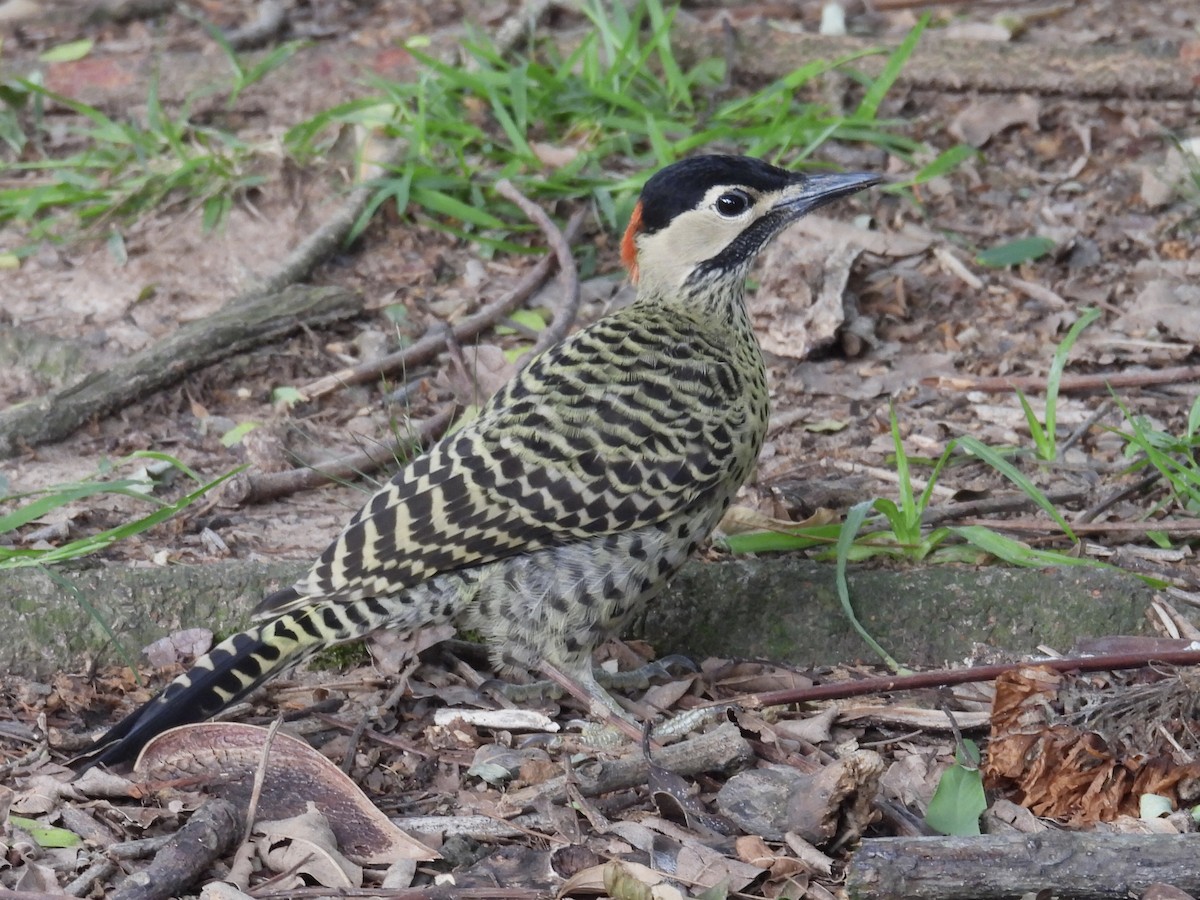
[620,200,643,283]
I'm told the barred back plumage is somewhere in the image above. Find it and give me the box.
[78,156,879,769]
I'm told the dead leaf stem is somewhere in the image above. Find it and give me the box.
[741,647,1200,711]
[495,178,582,357]
[224,401,457,506]
[299,208,588,400]
[928,364,1200,395]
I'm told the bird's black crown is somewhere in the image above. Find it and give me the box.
[636,155,798,235]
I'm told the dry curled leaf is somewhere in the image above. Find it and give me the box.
[985,666,1200,824]
[256,803,363,889]
[135,722,438,863]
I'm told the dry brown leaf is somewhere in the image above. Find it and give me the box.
[559,859,669,898]
[638,677,697,714]
[135,723,438,863]
[1114,279,1200,343]
[985,667,1200,824]
[948,94,1040,148]
[718,503,837,535]
[142,628,213,668]
[256,803,364,889]
[368,622,455,674]
[706,660,813,696]
[647,759,736,836]
[770,706,838,745]
[752,230,862,360]
[783,831,836,876]
[717,750,882,847]
[530,141,580,169]
[785,750,883,846]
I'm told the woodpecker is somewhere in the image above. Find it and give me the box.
[79,155,879,769]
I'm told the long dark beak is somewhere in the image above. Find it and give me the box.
[774,171,882,218]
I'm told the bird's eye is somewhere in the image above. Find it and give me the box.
[714,190,752,218]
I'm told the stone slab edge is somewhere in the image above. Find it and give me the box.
[0,559,1155,679]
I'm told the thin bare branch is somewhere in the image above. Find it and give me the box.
[495,178,582,356]
[299,208,589,401]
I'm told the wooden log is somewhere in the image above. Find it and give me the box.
[847,832,1200,899]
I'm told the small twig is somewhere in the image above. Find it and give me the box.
[767,407,817,437]
[920,490,1089,527]
[260,141,406,297]
[310,712,430,758]
[65,858,118,897]
[1057,398,1115,456]
[245,717,283,837]
[299,208,588,400]
[928,364,1200,395]
[959,515,1200,536]
[107,834,174,860]
[498,721,753,814]
[826,459,957,499]
[495,179,582,357]
[340,713,372,777]
[1074,471,1162,524]
[0,738,50,780]
[0,286,360,458]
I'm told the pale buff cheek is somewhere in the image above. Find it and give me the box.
[634,209,747,296]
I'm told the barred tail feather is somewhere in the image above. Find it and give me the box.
[76,604,345,770]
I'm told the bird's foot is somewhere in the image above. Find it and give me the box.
[576,704,732,750]
[530,658,725,750]
[501,654,697,703]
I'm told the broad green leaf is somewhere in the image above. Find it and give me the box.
[272,386,305,408]
[8,815,82,848]
[39,39,94,63]
[926,741,986,836]
[952,525,1096,568]
[496,308,548,335]
[720,527,836,554]
[976,236,1055,268]
[220,421,259,447]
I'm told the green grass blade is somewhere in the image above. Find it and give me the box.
[888,144,978,190]
[888,402,918,538]
[954,436,1077,541]
[1044,307,1101,448]
[0,479,159,533]
[2,466,245,568]
[1014,387,1052,460]
[411,186,507,229]
[855,14,927,121]
[39,564,143,684]
[952,525,1098,569]
[836,501,906,672]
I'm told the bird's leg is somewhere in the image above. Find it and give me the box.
[536,660,649,745]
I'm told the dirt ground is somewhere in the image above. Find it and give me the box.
[2,0,1199,896]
